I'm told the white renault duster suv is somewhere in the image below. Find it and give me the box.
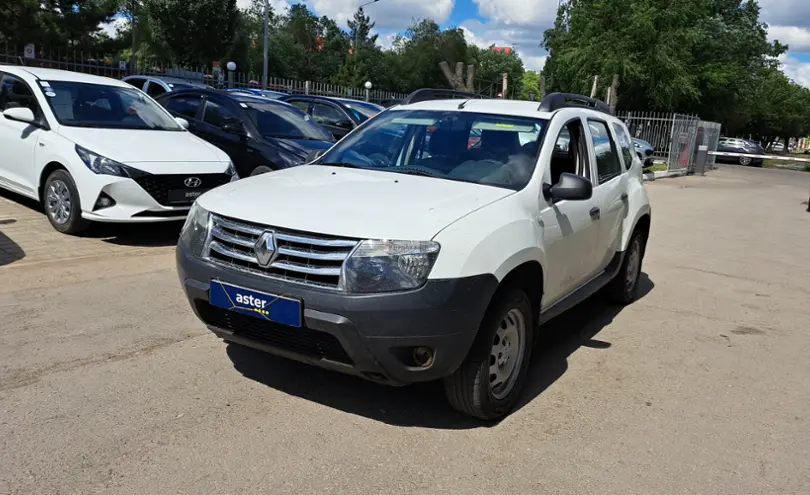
[177,89,652,420]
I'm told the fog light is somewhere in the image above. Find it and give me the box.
[93,192,116,211]
[412,346,434,368]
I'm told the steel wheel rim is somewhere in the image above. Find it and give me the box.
[46,180,71,225]
[625,237,642,292]
[489,307,526,400]
[740,156,751,165]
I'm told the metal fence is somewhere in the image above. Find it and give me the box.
[0,43,408,105]
[617,111,721,174]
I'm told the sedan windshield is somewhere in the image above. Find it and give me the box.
[244,102,333,142]
[317,109,548,190]
[43,81,182,130]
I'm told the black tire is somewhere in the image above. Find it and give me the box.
[604,230,646,305]
[444,289,534,421]
[42,169,90,235]
[249,165,274,177]
[739,156,752,166]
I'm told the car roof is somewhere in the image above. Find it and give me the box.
[165,88,296,108]
[1,65,130,87]
[392,98,559,119]
[335,98,384,110]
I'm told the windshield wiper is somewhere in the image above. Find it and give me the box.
[392,168,443,178]
[320,162,367,169]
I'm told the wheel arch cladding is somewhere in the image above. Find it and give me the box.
[38,161,68,202]
[497,261,544,321]
[633,213,651,256]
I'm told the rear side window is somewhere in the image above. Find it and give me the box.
[124,77,147,90]
[611,122,634,169]
[588,120,623,183]
[164,95,201,119]
[146,82,167,98]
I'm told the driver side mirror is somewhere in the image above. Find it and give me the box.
[543,173,593,202]
[3,107,37,125]
[222,121,246,137]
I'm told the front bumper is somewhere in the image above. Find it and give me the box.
[176,245,499,385]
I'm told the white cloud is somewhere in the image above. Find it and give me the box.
[375,31,398,50]
[768,25,810,52]
[472,0,558,26]
[461,18,549,73]
[522,55,547,72]
[98,17,129,38]
[237,0,290,14]
[779,53,810,88]
[303,0,454,31]
[758,0,810,32]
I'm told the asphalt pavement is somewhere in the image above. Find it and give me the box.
[1,166,809,494]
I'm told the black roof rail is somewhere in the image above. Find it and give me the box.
[538,92,613,115]
[401,88,488,105]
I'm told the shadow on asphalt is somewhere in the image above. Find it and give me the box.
[226,273,655,429]
[0,186,182,247]
[0,220,25,267]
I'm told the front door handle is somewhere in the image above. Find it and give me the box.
[621,193,628,201]
[589,207,601,220]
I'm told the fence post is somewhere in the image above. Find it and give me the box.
[304,81,310,95]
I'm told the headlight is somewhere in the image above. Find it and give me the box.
[179,202,210,257]
[226,161,239,181]
[75,145,148,178]
[343,240,440,293]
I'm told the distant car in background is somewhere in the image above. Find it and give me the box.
[278,94,384,139]
[156,88,335,177]
[226,88,288,99]
[716,137,763,166]
[122,75,211,99]
[632,138,655,167]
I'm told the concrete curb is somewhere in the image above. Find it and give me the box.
[642,170,688,181]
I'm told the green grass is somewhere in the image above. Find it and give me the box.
[644,163,668,173]
[762,159,810,171]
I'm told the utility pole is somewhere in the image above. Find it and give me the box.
[262,0,269,90]
[502,72,508,99]
[129,0,137,72]
[590,75,599,98]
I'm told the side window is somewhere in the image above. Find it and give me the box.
[203,100,241,129]
[611,122,634,170]
[287,100,310,113]
[587,120,622,183]
[146,82,167,98]
[0,74,41,116]
[312,102,347,126]
[549,119,590,185]
[164,95,202,119]
[125,78,146,90]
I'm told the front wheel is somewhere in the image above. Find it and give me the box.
[43,169,90,235]
[739,156,752,166]
[444,289,534,421]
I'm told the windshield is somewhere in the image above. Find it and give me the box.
[341,101,383,121]
[42,81,182,130]
[317,109,548,190]
[244,102,333,141]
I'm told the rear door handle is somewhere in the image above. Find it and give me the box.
[621,193,628,201]
[589,207,601,220]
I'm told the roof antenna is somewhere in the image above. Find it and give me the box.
[17,56,26,66]
[458,99,470,109]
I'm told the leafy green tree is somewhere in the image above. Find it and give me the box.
[520,70,541,100]
[391,19,468,92]
[468,45,525,98]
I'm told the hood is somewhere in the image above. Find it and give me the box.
[197,165,514,240]
[264,137,333,163]
[57,126,228,164]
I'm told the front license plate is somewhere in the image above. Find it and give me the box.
[168,189,207,204]
[209,281,303,327]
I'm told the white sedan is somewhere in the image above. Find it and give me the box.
[0,65,236,234]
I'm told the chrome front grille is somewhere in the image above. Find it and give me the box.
[205,215,359,290]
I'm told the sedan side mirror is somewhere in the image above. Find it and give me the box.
[222,122,247,137]
[305,149,326,163]
[543,173,593,202]
[175,117,190,129]
[3,107,37,125]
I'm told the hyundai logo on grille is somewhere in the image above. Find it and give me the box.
[255,231,278,267]
[184,177,202,188]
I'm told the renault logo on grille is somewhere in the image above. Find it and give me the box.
[184,177,202,188]
[255,231,278,267]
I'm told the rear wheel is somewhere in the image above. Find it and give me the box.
[43,169,90,235]
[605,230,646,304]
[444,289,534,421]
[739,156,752,166]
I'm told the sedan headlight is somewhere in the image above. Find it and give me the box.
[75,145,148,178]
[343,240,440,293]
[226,161,239,181]
[179,202,210,257]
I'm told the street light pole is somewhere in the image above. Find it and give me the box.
[354,0,380,83]
[262,0,269,90]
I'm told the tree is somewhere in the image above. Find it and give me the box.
[334,7,380,88]
[390,19,468,92]
[520,70,541,100]
[146,0,238,66]
[468,45,525,98]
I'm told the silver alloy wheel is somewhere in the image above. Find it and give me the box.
[625,237,642,292]
[46,179,72,225]
[489,308,526,400]
[740,156,752,166]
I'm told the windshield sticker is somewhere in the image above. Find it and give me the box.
[473,122,535,132]
[391,117,437,126]
[39,81,51,88]
[45,91,56,97]
[240,102,248,108]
